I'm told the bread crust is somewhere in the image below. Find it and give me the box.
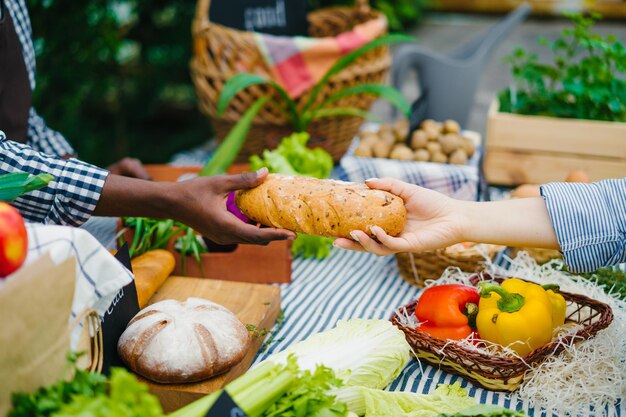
[117,298,250,384]
[236,174,406,238]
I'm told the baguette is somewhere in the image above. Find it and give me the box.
[235,174,406,239]
[131,249,175,308]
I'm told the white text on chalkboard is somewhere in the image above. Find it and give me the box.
[244,0,286,32]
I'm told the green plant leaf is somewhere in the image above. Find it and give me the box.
[200,96,270,176]
[303,34,414,113]
[217,73,301,128]
[0,173,54,202]
[312,107,374,121]
[216,73,270,116]
[315,84,411,118]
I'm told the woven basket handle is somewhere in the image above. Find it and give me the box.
[194,0,371,28]
[69,308,104,374]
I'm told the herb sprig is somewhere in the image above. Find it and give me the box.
[498,12,626,122]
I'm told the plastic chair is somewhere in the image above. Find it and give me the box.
[392,3,532,127]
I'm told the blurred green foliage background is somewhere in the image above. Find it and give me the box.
[28,0,425,167]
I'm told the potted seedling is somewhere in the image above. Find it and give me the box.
[483,13,626,185]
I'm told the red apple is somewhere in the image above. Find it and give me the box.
[0,202,28,277]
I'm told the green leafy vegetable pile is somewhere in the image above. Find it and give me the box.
[250,132,335,259]
[249,132,333,179]
[9,360,107,417]
[498,12,626,122]
[121,217,207,266]
[580,267,626,300]
[9,357,161,417]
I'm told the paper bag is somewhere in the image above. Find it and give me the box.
[0,255,75,417]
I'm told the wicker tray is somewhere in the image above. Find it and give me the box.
[396,244,504,287]
[190,0,390,161]
[390,273,614,391]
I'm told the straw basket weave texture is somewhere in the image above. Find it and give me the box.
[190,0,391,161]
[390,273,614,391]
[395,244,504,287]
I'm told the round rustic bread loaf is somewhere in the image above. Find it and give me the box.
[117,298,249,384]
[235,174,406,239]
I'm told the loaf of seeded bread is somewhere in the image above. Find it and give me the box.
[235,174,406,239]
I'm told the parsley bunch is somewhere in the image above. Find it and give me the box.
[498,12,626,122]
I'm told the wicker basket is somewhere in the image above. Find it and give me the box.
[395,244,504,287]
[390,273,614,391]
[190,0,390,161]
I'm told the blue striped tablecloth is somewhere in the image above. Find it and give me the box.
[251,248,624,417]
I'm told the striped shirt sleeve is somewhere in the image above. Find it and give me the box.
[0,131,108,226]
[540,178,626,273]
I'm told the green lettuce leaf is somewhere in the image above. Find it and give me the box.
[249,132,333,179]
[51,368,163,417]
[291,234,334,259]
[334,383,476,417]
[266,319,411,390]
[249,132,335,259]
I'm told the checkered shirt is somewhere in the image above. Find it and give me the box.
[4,0,76,156]
[0,130,108,226]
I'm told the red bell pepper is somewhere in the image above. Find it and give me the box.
[415,284,480,340]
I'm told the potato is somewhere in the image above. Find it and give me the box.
[378,123,394,136]
[426,141,442,155]
[443,119,461,134]
[379,130,397,145]
[410,130,428,150]
[372,140,392,158]
[424,126,440,141]
[448,148,468,165]
[566,170,590,183]
[431,152,448,163]
[511,184,541,199]
[460,136,476,158]
[439,134,461,155]
[420,119,438,131]
[359,132,379,147]
[354,143,373,157]
[394,119,410,141]
[414,148,430,162]
[389,144,414,160]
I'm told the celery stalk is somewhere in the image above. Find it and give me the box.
[167,361,290,417]
[238,370,297,417]
[225,361,278,395]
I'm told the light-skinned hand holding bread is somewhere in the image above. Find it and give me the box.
[333,178,560,256]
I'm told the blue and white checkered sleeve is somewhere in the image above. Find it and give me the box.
[540,178,626,273]
[0,131,108,226]
[27,108,76,157]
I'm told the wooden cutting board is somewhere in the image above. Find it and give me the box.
[140,276,281,412]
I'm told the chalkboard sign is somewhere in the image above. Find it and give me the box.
[204,391,248,417]
[101,244,140,375]
[209,0,308,36]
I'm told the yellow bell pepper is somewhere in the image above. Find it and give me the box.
[476,278,565,357]
[544,284,567,328]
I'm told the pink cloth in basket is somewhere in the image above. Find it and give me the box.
[254,14,387,98]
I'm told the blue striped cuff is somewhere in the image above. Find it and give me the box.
[540,180,626,273]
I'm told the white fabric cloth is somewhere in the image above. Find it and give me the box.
[22,223,133,347]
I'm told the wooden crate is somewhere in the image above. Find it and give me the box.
[429,0,626,18]
[483,101,626,186]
